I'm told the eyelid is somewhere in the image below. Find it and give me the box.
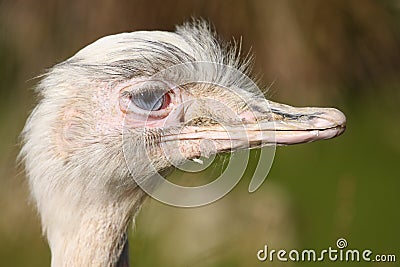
[130,85,167,96]
[122,80,173,103]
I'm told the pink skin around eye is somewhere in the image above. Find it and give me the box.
[116,79,181,129]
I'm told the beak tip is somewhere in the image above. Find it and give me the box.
[315,107,347,130]
[330,108,347,127]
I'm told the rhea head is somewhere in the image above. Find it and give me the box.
[20,20,345,266]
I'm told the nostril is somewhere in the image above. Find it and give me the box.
[184,117,219,126]
[238,111,258,123]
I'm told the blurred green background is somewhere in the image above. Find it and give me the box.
[1,0,399,266]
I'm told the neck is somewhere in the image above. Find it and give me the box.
[46,189,146,267]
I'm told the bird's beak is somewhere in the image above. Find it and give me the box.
[161,99,346,159]
[256,100,346,145]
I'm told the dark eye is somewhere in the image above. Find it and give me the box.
[131,90,167,111]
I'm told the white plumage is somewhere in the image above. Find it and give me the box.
[20,20,345,267]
